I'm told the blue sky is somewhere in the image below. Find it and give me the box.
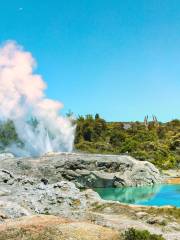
[0,0,179,121]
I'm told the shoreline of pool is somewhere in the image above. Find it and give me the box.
[165,177,180,184]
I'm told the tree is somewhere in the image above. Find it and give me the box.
[95,113,100,119]
[83,126,93,141]
[66,110,74,118]
[0,120,19,147]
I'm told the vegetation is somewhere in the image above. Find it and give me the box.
[0,115,179,169]
[0,227,63,240]
[0,120,20,149]
[147,206,180,220]
[75,115,180,169]
[123,228,165,240]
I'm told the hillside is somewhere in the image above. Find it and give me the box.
[75,115,180,169]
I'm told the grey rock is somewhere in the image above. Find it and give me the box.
[0,153,161,188]
[147,217,166,225]
[22,181,87,218]
[0,201,30,219]
[0,169,15,185]
[135,211,148,219]
[0,152,162,220]
[0,178,88,220]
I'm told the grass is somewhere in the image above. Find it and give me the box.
[146,207,180,221]
[0,226,64,240]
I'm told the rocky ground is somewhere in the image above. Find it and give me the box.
[0,152,179,240]
[0,215,121,240]
[162,169,180,184]
[0,152,161,187]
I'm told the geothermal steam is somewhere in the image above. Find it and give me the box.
[0,41,75,156]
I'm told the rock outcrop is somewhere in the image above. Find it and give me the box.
[0,153,161,220]
[0,179,87,220]
[0,153,161,188]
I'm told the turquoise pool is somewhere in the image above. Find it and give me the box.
[94,184,180,207]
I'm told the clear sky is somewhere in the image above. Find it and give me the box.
[0,0,179,122]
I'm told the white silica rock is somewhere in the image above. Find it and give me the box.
[0,153,15,160]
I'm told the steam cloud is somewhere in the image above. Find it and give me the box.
[0,41,75,156]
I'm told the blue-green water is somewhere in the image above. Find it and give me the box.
[94,184,180,207]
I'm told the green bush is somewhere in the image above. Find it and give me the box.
[0,120,20,148]
[123,228,165,240]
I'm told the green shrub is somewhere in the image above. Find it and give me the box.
[123,228,165,240]
[0,120,20,148]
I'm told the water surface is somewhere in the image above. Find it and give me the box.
[94,184,180,207]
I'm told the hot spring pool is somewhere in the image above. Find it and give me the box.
[94,184,180,207]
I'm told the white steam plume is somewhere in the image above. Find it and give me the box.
[0,41,75,156]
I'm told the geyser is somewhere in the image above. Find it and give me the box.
[0,41,75,156]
